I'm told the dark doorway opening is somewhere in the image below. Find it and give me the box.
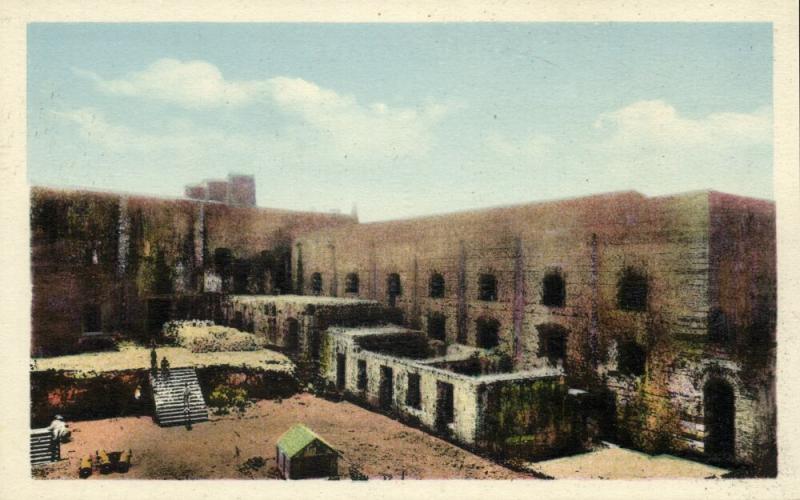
[345,273,360,294]
[406,373,421,409]
[357,359,367,391]
[83,304,102,333]
[617,267,648,311]
[146,299,171,338]
[310,273,323,295]
[429,273,445,298]
[617,340,646,377]
[232,259,251,294]
[478,273,497,301]
[379,366,394,411]
[436,381,454,431]
[387,273,401,307]
[336,353,346,391]
[537,323,568,367]
[286,318,300,351]
[427,312,446,341]
[542,270,566,307]
[475,317,500,349]
[704,378,735,464]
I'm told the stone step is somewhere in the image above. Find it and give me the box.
[149,367,209,428]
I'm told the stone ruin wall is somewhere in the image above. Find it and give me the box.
[30,187,355,355]
[294,191,776,469]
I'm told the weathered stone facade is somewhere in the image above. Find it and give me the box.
[30,184,776,474]
[30,186,356,355]
[293,190,776,472]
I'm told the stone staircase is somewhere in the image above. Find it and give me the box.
[149,367,209,427]
[30,428,58,465]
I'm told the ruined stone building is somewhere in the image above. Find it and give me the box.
[29,177,777,475]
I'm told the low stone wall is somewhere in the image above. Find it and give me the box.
[30,365,299,427]
[30,370,151,427]
[323,326,586,458]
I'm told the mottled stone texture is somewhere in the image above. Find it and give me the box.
[30,187,355,355]
[30,186,776,474]
[294,190,776,472]
[322,326,583,458]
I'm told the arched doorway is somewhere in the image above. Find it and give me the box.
[704,378,735,463]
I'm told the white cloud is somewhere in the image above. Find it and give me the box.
[53,107,254,153]
[74,60,263,107]
[588,100,772,197]
[75,59,452,158]
[593,100,772,148]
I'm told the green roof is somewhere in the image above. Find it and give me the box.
[276,424,336,458]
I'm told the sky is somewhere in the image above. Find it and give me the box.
[27,23,773,222]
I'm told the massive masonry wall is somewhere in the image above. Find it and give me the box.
[294,190,776,470]
[30,187,354,355]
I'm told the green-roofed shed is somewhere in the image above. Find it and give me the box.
[276,424,339,479]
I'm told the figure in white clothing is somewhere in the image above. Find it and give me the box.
[48,415,71,443]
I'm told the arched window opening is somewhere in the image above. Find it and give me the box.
[475,317,500,349]
[542,270,566,307]
[617,340,646,376]
[617,267,648,312]
[429,273,445,298]
[345,273,360,294]
[478,273,497,301]
[537,323,568,366]
[310,272,323,295]
[213,248,233,275]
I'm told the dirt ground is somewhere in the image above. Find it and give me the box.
[31,344,293,375]
[523,444,729,479]
[34,393,528,480]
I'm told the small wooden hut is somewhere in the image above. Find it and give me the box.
[276,424,339,479]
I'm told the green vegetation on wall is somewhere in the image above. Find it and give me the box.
[480,378,584,460]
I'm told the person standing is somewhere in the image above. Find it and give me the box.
[150,344,158,375]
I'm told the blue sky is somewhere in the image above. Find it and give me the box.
[28,23,772,221]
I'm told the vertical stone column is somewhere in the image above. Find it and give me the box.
[194,203,205,269]
[370,242,378,300]
[116,196,130,331]
[329,243,338,297]
[412,255,420,328]
[193,202,206,293]
[589,233,600,366]
[512,236,525,364]
[457,240,468,344]
[295,243,304,295]
[117,196,130,277]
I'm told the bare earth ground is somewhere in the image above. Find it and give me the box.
[34,393,527,480]
[524,444,729,479]
[31,345,293,376]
